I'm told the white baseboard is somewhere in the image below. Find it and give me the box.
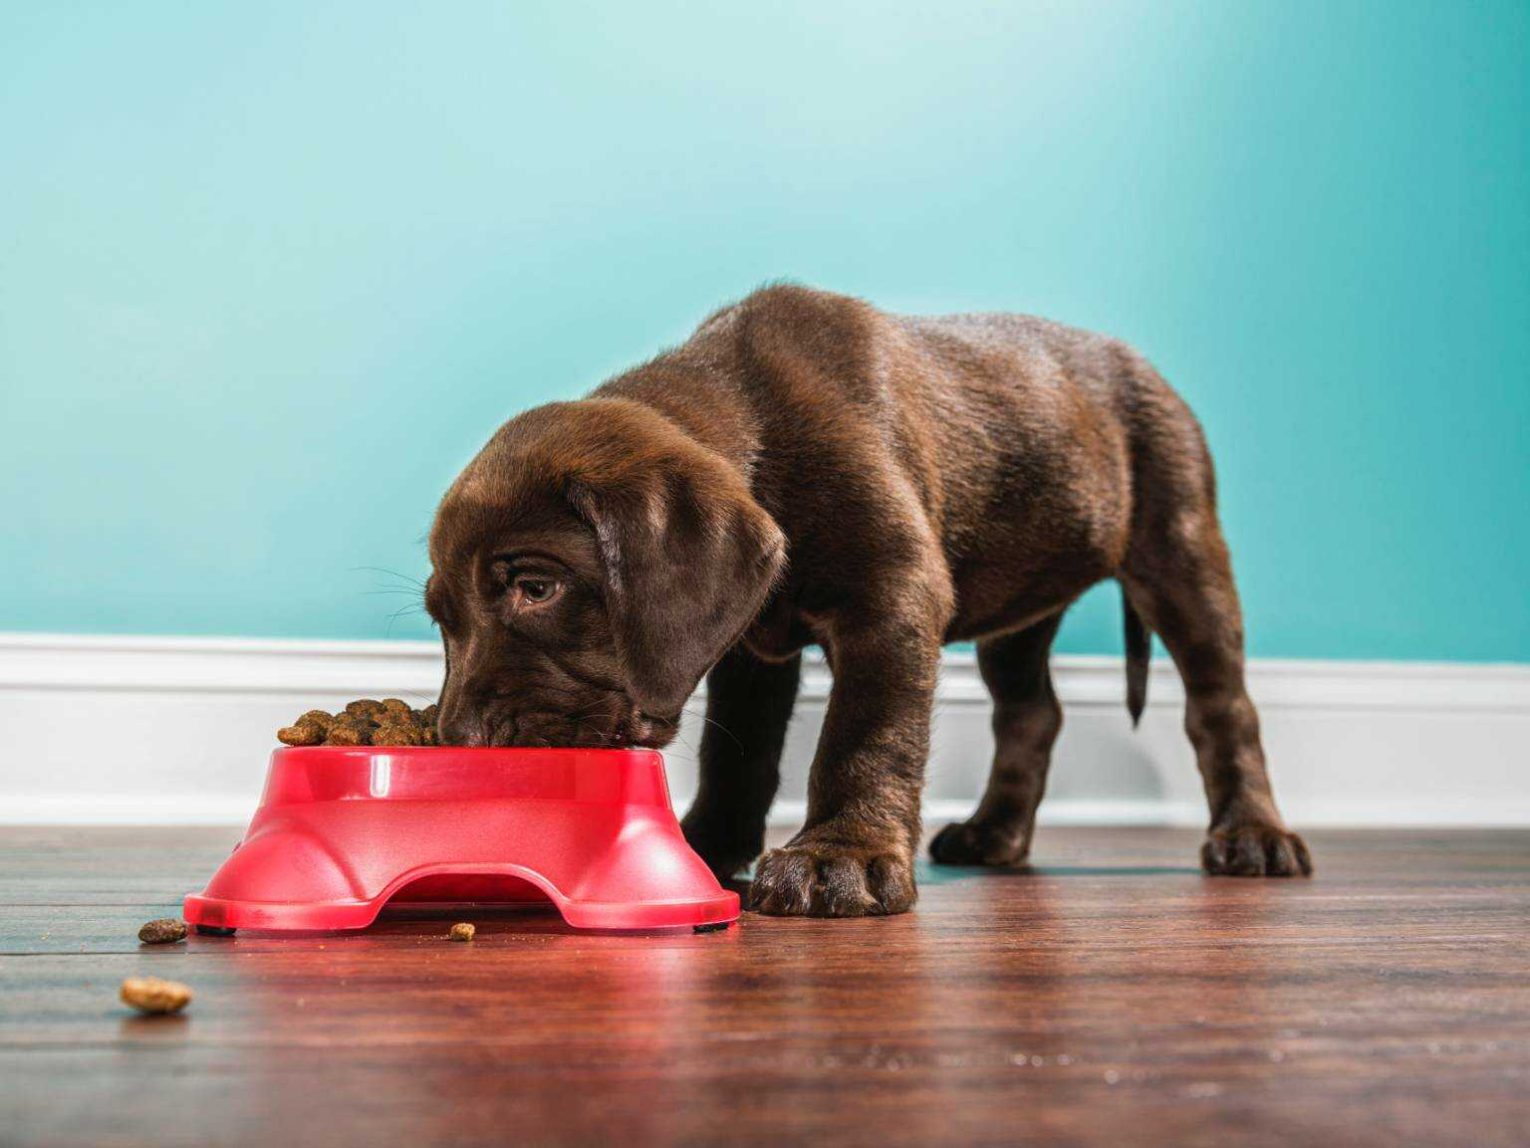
[2,633,1527,827]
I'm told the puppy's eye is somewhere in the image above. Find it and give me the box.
[513,576,560,605]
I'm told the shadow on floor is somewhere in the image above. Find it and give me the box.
[917,861,1200,882]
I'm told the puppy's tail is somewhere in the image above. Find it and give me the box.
[1122,590,1151,728]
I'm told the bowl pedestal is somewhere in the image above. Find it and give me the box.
[183,747,740,933]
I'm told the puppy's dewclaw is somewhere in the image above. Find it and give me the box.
[120,976,193,1015]
[137,918,188,945]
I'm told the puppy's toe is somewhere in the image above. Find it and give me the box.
[1202,825,1313,877]
[749,848,815,915]
[750,844,916,917]
[929,820,1030,867]
[865,853,916,913]
[814,855,881,917]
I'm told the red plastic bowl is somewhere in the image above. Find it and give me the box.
[183,747,739,933]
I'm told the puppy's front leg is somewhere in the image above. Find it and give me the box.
[681,646,802,883]
[750,618,942,917]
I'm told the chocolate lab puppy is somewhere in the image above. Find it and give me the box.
[426,284,1310,917]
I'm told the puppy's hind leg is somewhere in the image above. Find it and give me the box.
[1121,517,1311,878]
[681,645,801,883]
[929,613,1065,867]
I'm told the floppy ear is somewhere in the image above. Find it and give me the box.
[571,453,786,717]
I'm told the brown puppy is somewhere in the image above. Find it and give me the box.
[426,284,1310,917]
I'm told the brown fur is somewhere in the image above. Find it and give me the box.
[426,284,1311,918]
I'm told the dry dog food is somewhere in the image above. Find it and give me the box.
[449,922,476,942]
[277,700,439,747]
[137,918,188,945]
[120,976,193,1015]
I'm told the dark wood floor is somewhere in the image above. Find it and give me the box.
[1,827,1527,1147]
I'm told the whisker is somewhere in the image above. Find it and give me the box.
[393,689,440,705]
[351,565,429,589]
[384,604,430,637]
[570,716,621,748]
[692,713,745,755]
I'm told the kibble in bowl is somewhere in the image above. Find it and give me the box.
[277,700,439,747]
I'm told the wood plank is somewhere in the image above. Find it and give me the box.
[1,827,1527,1146]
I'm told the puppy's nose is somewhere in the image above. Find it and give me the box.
[436,698,489,747]
[450,723,489,748]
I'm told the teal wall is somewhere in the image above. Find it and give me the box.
[2,2,1527,661]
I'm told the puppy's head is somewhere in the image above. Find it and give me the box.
[427,398,785,748]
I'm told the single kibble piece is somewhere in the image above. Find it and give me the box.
[137,918,188,945]
[381,698,413,720]
[372,723,423,747]
[324,722,368,746]
[298,709,335,731]
[277,723,325,747]
[449,922,476,942]
[120,976,193,1015]
[345,699,386,719]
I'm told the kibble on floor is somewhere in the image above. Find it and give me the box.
[119,976,193,1015]
[136,918,187,945]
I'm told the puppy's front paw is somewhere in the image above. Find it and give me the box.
[750,840,916,917]
[1202,824,1313,877]
[929,818,1031,867]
